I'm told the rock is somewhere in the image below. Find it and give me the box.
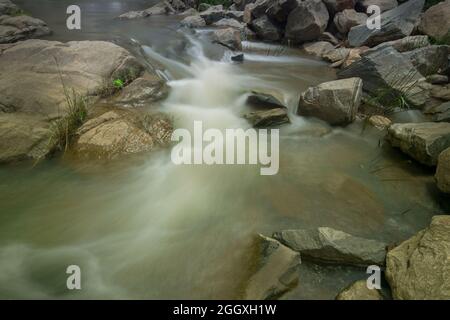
[425,101,450,122]
[386,215,450,300]
[233,0,257,11]
[243,3,256,23]
[419,0,450,42]
[244,108,289,127]
[403,46,449,77]
[251,0,276,18]
[179,8,198,16]
[246,92,287,110]
[386,122,450,166]
[242,26,257,40]
[323,0,356,15]
[118,10,150,19]
[301,41,335,58]
[427,75,449,85]
[333,9,367,34]
[338,46,428,108]
[266,0,299,24]
[0,39,148,162]
[368,115,391,130]
[199,5,225,24]
[73,109,173,160]
[212,18,245,30]
[348,0,424,47]
[112,73,169,107]
[356,0,398,13]
[198,3,212,11]
[285,0,329,44]
[249,15,282,41]
[340,46,368,67]
[336,280,383,300]
[436,148,450,193]
[0,14,51,44]
[244,234,301,300]
[363,35,430,54]
[431,84,450,101]
[318,31,340,45]
[212,27,242,50]
[144,1,177,15]
[298,78,363,126]
[323,47,351,62]
[273,227,387,267]
[231,53,244,62]
[180,15,206,27]
[226,10,245,22]
[118,0,181,19]
[0,0,21,16]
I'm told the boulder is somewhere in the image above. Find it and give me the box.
[73,109,173,160]
[386,122,450,166]
[244,108,289,127]
[419,0,450,41]
[0,0,21,16]
[356,0,398,13]
[0,39,149,162]
[180,15,206,28]
[243,3,256,23]
[273,227,387,267]
[426,75,449,85]
[386,215,450,300]
[199,5,225,24]
[323,0,356,15]
[266,0,299,24]
[212,18,245,30]
[424,101,450,122]
[348,0,424,47]
[249,15,283,41]
[198,3,212,11]
[336,280,383,300]
[431,84,450,101]
[403,45,449,77]
[0,14,51,44]
[212,27,242,50]
[251,0,276,18]
[333,9,367,34]
[338,46,428,108]
[233,0,257,10]
[363,35,430,54]
[226,10,245,22]
[319,31,340,45]
[368,115,391,130]
[246,92,287,110]
[436,147,450,193]
[300,41,335,58]
[298,77,363,126]
[144,1,177,15]
[323,47,351,62]
[285,0,329,44]
[179,8,199,16]
[244,234,300,300]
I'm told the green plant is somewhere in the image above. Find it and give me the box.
[113,78,124,89]
[97,68,140,97]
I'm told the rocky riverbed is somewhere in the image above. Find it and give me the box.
[0,0,449,299]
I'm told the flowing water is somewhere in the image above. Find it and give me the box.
[0,0,448,299]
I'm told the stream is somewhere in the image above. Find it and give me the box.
[0,0,447,299]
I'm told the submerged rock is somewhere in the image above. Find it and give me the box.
[348,0,424,47]
[419,0,450,41]
[0,14,51,44]
[285,0,329,44]
[298,78,363,126]
[336,280,383,300]
[338,46,428,108]
[386,122,450,166]
[244,108,289,127]
[244,234,300,300]
[436,147,450,193]
[386,215,450,300]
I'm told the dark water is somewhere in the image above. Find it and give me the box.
[0,0,447,299]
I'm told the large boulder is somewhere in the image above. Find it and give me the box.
[212,28,242,50]
[356,0,398,13]
[244,234,301,300]
[249,15,283,41]
[403,45,449,77]
[333,9,367,34]
[336,280,383,300]
[273,227,387,267]
[72,109,172,160]
[386,215,450,300]
[0,39,154,163]
[0,14,51,44]
[348,0,424,47]
[419,0,450,41]
[323,0,355,15]
[285,0,329,44]
[386,122,450,166]
[338,46,429,108]
[298,77,363,126]
[266,0,299,24]
[436,147,450,193]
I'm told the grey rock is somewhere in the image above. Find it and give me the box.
[348,0,424,47]
[213,18,245,30]
[298,78,363,126]
[386,215,450,300]
[0,14,51,44]
[273,227,387,267]
[244,108,289,127]
[419,0,450,41]
[301,41,335,58]
[250,15,283,41]
[356,0,398,13]
[403,45,449,77]
[424,101,450,122]
[246,92,287,110]
[436,147,450,193]
[212,27,242,50]
[180,15,206,27]
[431,84,450,101]
[386,122,450,166]
[333,9,367,34]
[426,74,449,85]
[266,0,299,24]
[323,0,356,15]
[0,0,21,16]
[363,35,430,54]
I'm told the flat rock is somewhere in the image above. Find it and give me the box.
[273,227,387,267]
[298,77,363,126]
[336,280,383,300]
[244,234,300,300]
[386,215,450,299]
[386,122,450,166]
